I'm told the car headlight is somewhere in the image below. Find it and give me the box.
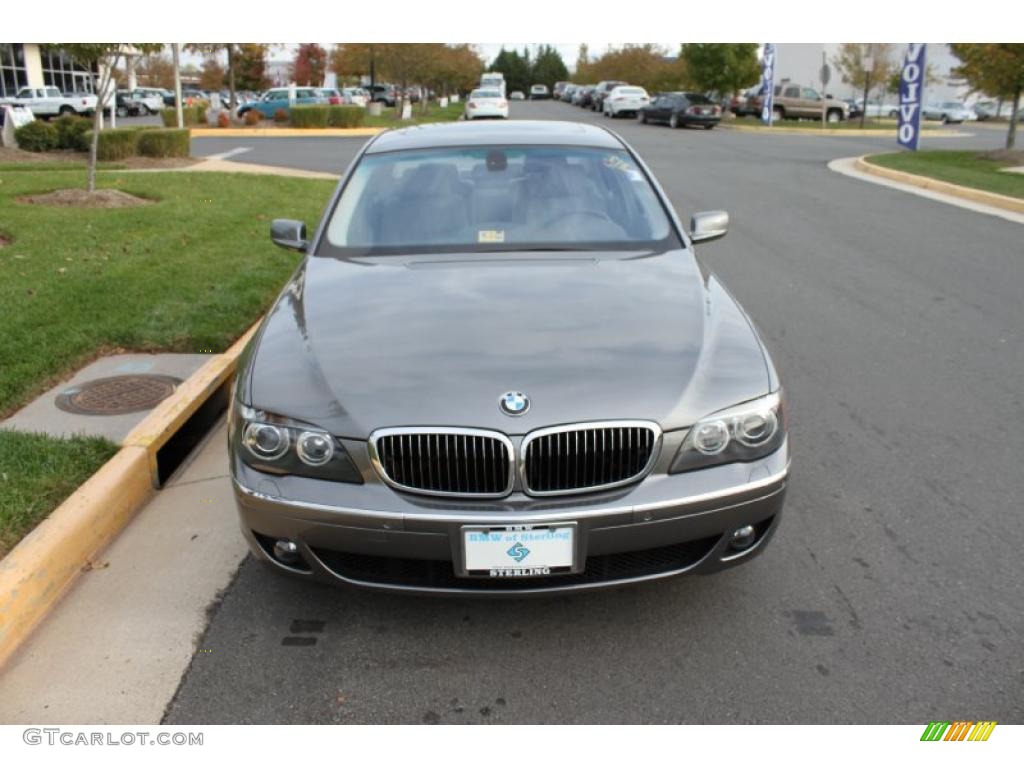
[231,403,362,483]
[670,391,786,474]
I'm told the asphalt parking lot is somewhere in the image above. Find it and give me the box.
[164,102,1024,724]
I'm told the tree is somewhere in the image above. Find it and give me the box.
[950,43,1024,149]
[489,47,531,94]
[330,43,376,86]
[530,45,569,89]
[234,44,271,91]
[292,43,328,87]
[187,44,238,110]
[575,44,590,79]
[198,57,225,91]
[680,44,760,106]
[135,52,175,88]
[832,43,896,127]
[577,45,687,93]
[51,44,162,193]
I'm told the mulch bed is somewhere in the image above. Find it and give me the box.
[17,188,154,208]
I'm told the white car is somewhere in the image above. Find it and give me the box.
[464,89,508,120]
[922,101,977,124]
[2,86,96,117]
[130,87,170,114]
[342,87,368,108]
[509,91,525,101]
[603,85,650,118]
[857,99,899,119]
[529,84,550,100]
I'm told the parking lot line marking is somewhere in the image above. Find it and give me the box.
[204,147,253,161]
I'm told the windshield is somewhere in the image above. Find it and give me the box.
[324,146,676,254]
[471,90,502,99]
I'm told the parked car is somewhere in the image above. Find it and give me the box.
[591,80,627,112]
[318,88,344,105]
[114,90,144,117]
[746,82,848,123]
[237,87,326,119]
[136,88,173,111]
[603,85,650,117]
[857,99,899,119]
[464,88,508,120]
[236,120,789,594]
[922,101,976,124]
[509,90,526,101]
[640,92,721,129]
[366,84,397,107]
[728,86,762,117]
[341,87,369,107]
[552,81,570,100]
[530,84,550,100]
[561,84,578,103]
[1,86,96,117]
[574,85,596,108]
[842,99,863,119]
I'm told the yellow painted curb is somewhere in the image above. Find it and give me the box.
[856,156,1024,214]
[190,127,384,138]
[0,320,262,670]
[722,123,960,137]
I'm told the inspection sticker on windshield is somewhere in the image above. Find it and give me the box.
[462,523,576,577]
[478,229,506,244]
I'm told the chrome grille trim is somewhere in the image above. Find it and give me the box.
[519,421,662,497]
[368,427,515,498]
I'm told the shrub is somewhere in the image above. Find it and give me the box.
[327,105,366,128]
[136,128,190,158]
[82,128,140,161]
[217,111,231,128]
[53,114,92,150]
[290,104,330,128]
[273,108,289,123]
[14,120,59,152]
[243,109,262,126]
[160,105,207,127]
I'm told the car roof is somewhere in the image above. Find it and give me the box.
[365,120,624,153]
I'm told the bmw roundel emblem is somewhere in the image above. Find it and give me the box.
[499,391,530,416]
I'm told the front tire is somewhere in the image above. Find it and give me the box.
[773,106,785,122]
[58,105,74,116]
[703,123,715,130]
[639,111,647,124]
[669,113,679,129]
[826,109,842,124]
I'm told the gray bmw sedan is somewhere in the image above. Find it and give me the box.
[229,120,789,594]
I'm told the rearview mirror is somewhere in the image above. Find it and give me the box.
[690,210,729,244]
[271,219,308,252]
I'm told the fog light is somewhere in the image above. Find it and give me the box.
[273,539,300,564]
[729,525,756,551]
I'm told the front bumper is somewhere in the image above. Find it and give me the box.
[232,438,790,595]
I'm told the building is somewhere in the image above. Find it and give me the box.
[772,44,968,104]
[1,43,146,98]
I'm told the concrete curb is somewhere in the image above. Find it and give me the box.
[0,321,261,670]
[856,156,1024,214]
[190,127,383,138]
[722,123,967,138]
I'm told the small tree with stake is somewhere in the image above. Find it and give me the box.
[53,44,162,193]
[950,43,1024,150]
[832,43,895,128]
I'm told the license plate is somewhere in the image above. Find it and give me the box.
[462,524,576,578]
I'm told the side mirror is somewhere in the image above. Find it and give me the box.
[689,210,729,244]
[271,219,308,252]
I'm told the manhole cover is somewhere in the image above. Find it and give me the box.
[56,374,182,416]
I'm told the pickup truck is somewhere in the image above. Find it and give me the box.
[0,86,97,117]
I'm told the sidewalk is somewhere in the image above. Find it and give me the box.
[0,422,245,724]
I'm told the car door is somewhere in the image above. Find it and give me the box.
[781,84,801,116]
[800,87,822,118]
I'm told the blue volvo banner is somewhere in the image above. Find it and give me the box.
[761,43,776,125]
[897,43,927,150]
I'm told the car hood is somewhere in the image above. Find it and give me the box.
[243,249,772,438]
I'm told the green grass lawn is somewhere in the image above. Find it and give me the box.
[362,101,466,128]
[0,432,119,557]
[865,150,1024,199]
[0,168,335,555]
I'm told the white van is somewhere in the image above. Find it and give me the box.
[479,72,506,97]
